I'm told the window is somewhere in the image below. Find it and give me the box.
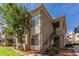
[32,13,40,18]
[32,20,35,27]
[32,19,39,27]
[31,35,39,46]
[32,13,40,27]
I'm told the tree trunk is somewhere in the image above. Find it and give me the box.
[16,34,24,50]
[20,43,23,50]
[28,30,31,50]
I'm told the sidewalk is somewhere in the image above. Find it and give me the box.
[57,48,76,56]
[12,47,76,56]
[73,45,79,56]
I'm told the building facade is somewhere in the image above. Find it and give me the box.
[65,32,79,44]
[2,34,14,46]
[15,5,66,52]
[75,33,79,43]
[65,32,75,44]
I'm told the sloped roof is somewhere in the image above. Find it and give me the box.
[32,4,66,25]
[32,4,67,33]
[32,4,54,22]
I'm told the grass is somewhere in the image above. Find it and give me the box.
[0,46,23,56]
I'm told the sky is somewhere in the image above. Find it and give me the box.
[24,3,79,33]
[0,3,79,33]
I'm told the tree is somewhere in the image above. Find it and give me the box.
[0,4,32,50]
[74,27,77,33]
[74,26,79,33]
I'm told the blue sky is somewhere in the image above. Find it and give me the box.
[0,3,79,33]
[24,3,79,33]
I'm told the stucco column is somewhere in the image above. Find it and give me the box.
[59,34,64,49]
[60,21,62,29]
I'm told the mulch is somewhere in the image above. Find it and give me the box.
[14,48,76,56]
[20,50,37,56]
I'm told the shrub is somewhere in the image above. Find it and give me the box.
[48,46,59,55]
[72,43,79,46]
[65,44,73,48]
[72,43,77,45]
[77,43,79,46]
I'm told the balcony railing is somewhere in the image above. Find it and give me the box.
[56,28,60,34]
[54,28,63,35]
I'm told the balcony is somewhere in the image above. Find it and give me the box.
[54,28,63,35]
[56,28,61,34]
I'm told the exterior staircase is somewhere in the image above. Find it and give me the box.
[39,33,55,53]
[39,28,61,53]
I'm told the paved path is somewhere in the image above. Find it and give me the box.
[58,48,76,56]
[73,45,79,56]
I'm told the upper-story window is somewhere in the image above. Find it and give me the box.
[31,35,39,46]
[32,13,40,18]
[32,13,40,27]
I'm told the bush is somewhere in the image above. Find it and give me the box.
[77,43,79,46]
[72,43,79,46]
[65,44,73,48]
[48,46,59,55]
[72,43,77,45]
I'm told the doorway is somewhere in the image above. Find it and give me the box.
[53,36,60,49]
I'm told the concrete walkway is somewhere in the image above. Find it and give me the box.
[73,45,79,56]
[58,48,76,56]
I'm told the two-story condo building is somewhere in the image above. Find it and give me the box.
[15,5,66,52]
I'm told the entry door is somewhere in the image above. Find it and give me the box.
[53,36,60,49]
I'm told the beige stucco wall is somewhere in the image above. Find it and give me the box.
[40,9,54,49]
[59,16,66,34]
[56,16,66,49]
[59,34,64,49]
[75,33,79,43]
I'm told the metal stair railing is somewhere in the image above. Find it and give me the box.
[39,32,55,52]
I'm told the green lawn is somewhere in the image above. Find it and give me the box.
[0,46,23,56]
